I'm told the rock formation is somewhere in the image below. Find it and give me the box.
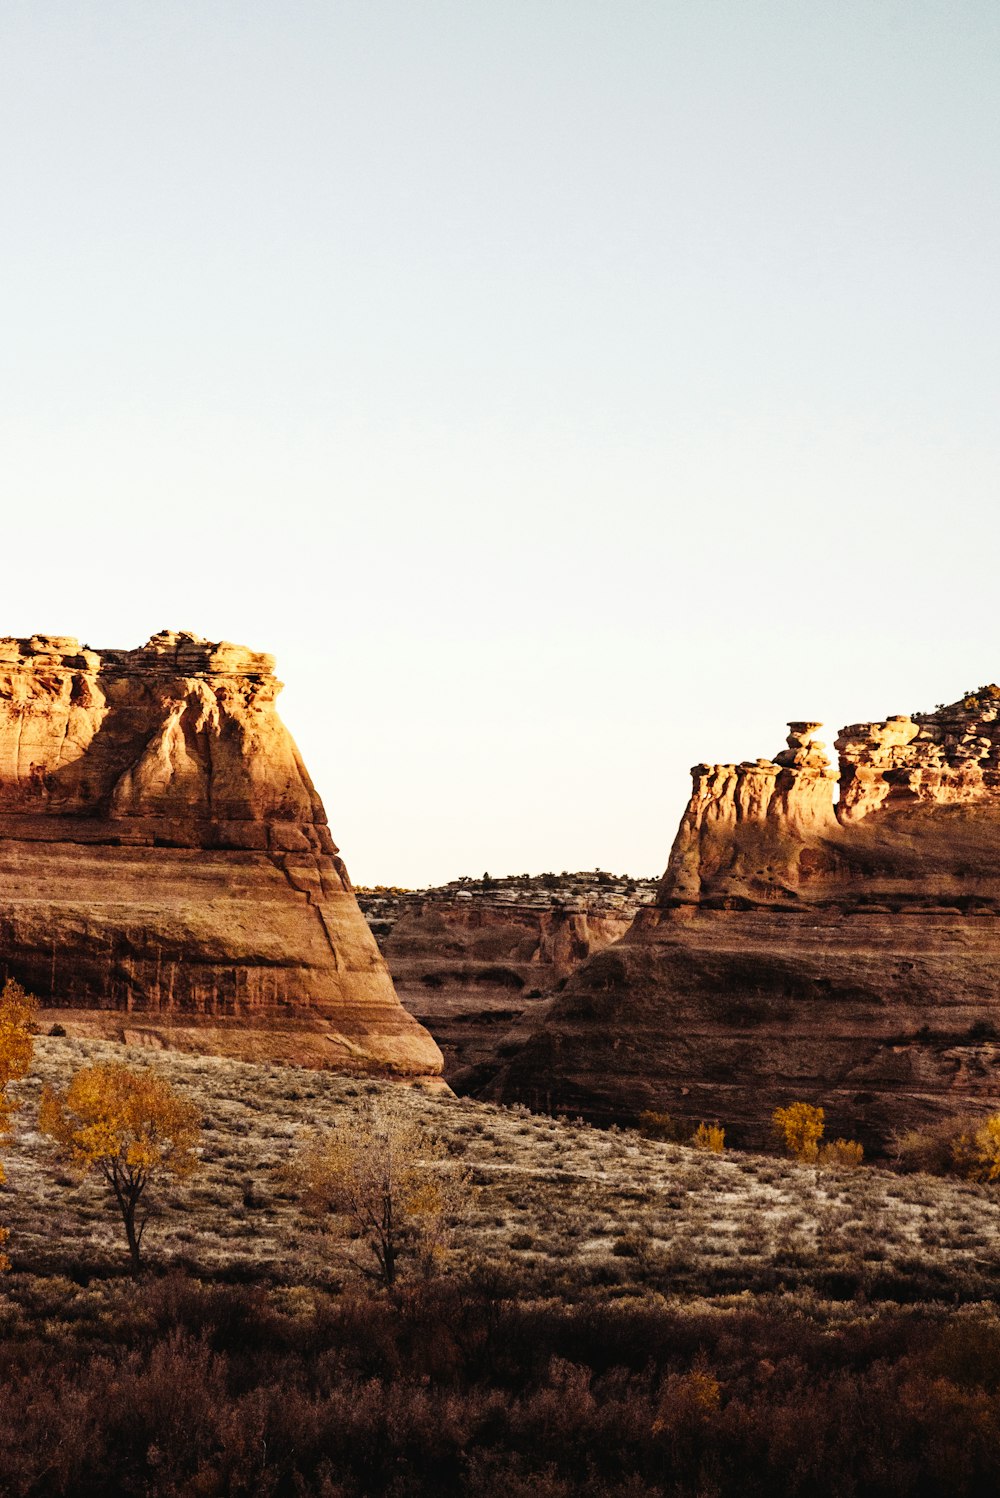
[0,632,442,1076]
[481,688,1000,1148]
[357,874,657,1079]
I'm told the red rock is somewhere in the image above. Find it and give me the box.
[481,692,1000,1146]
[0,632,442,1077]
[363,878,650,1078]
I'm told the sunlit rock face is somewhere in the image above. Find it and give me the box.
[481,690,1000,1148]
[0,632,442,1077]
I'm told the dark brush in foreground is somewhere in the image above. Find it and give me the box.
[0,1272,1000,1495]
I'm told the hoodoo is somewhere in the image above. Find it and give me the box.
[482,688,1000,1147]
[0,632,442,1076]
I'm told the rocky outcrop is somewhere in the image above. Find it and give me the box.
[357,874,657,1079]
[0,632,442,1076]
[480,690,1000,1148]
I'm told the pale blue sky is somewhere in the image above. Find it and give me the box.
[2,2,998,885]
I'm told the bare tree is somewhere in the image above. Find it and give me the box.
[298,1094,470,1288]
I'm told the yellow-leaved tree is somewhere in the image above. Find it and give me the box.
[692,1122,725,1153]
[298,1095,470,1289]
[40,1063,200,1275]
[772,1102,825,1162]
[0,979,36,1271]
[952,1114,1000,1181]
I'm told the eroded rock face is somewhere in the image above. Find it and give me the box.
[357,874,657,1079]
[481,690,1000,1147]
[0,632,442,1076]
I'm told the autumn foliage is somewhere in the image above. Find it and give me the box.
[692,1122,725,1153]
[772,1102,865,1169]
[950,1113,1000,1181]
[298,1095,470,1288]
[0,979,36,1271]
[40,1063,200,1273]
[772,1102,826,1161]
[0,979,35,1135]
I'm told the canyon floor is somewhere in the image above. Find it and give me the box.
[4,1039,1000,1494]
[5,1036,1000,1300]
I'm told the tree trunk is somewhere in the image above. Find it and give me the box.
[122,1203,142,1277]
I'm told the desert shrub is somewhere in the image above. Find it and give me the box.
[4,1276,1000,1495]
[894,1113,1000,1178]
[772,1102,824,1161]
[637,1110,692,1144]
[894,1116,967,1175]
[296,1096,471,1287]
[818,1138,864,1169]
[691,1122,725,1153]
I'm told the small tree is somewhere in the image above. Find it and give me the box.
[952,1114,1000,1181]
[0,980,36,1271]
[40,1063,200,1274]
[692,1121,725,1153]
[772,1102,825,1162]
[818,1138,864,1170]
[298,1095,470,1289]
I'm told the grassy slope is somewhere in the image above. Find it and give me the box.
[2,1035,999,1301]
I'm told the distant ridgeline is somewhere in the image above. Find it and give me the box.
[356,870,659,940]
[0,632,441,1078]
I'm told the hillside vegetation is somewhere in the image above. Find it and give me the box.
[3,1036,1000,1299]
[2,1040,1000,1495]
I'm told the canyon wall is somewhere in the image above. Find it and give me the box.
[481,689,1000,1147]
[358,874,656,1079]
[0,632,442,1076]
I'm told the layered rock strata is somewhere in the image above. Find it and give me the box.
[482,689,1000,1147]
[0,632,442,1076]
[357,874,657,1079]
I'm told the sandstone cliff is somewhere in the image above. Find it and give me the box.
[357,874,657,1079]
[0,632,442,1076]
[481,689,1000,1147]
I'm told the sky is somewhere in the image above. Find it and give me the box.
[2,1,999,887]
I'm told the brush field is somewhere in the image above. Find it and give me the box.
[6,1040,1000,1494]
[4,1035,1000,1302]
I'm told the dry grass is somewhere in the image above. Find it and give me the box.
[2,1035,1000,1299]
